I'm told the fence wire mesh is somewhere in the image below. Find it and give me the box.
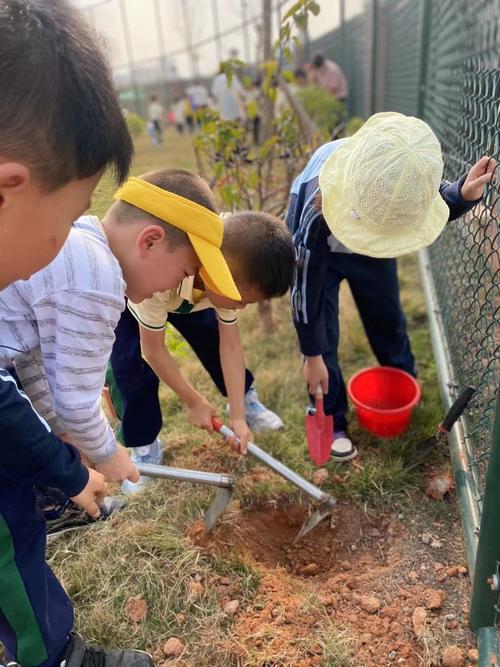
[423,0,499,512]
[378,0,423,116]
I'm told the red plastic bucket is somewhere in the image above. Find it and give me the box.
[347,366,421,437]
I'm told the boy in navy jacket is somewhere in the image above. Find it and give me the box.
[286,112,495,461]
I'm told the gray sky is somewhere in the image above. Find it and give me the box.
[72,0,363,80]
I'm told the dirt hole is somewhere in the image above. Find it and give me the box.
[210,501,393,577]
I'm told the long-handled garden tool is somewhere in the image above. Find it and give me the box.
[306,388,333,466]
[211,417,337,542]
[403,385,476,471]
[102,387,235,532]
[137,463,235,532]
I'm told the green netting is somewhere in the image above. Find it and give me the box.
[378,0,423,115]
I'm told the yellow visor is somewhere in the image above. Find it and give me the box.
[114,177,241,300]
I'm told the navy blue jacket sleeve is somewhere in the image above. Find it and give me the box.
[440,174,480,221]
[0,370,89,497]
[287,194,332,356]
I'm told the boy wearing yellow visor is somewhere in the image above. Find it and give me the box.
[0,169,239,489]
[106,204,296,495]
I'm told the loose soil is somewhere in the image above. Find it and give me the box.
[211,501,391,576]
[185,493,476,667]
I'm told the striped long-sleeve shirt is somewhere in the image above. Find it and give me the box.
[285,140,480,357]
[0,216,126,463]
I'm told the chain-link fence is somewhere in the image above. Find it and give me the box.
[310,0,499,659]
[423,0,499,513]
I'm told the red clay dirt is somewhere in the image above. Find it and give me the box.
[211,501,391,576]
[184,497,475,667]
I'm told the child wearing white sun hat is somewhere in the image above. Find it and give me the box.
[286,111,495,462]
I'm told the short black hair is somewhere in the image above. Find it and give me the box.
[312,52,325,68]
[112,169,217,248]
[222,212,295,298]
[0,0,133,191]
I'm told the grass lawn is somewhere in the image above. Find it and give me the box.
[47,130,474,666]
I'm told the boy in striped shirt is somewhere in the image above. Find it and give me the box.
[0,169,242,484]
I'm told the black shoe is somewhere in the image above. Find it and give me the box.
[46,496,125,541]
[63,633,154,667]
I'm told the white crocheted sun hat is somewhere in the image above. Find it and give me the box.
[318,111,449,258]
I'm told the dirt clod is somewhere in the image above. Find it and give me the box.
[444,564,468,578]
[359,595,381,614]
[424,588,446,609]
[426,472,455,501]
[188,581,204,599]
[223,599,240,616]
[412,607,427,638]
[125,596,148,623]
[185,519,208,546]
[311,468,329,485]
[442,645,465,667]
[163,638,184,658]
[467,648,478,663]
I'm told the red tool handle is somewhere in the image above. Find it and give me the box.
[315,388,325,418]
[212,416,224,432]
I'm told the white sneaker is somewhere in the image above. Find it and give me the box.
[121,437,163,495]
[331,431,358,462]
[228,386,284,432]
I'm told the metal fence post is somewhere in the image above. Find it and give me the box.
[370,0,378,115]
[118,0,142,115]
[478,627,499,666]
[339,0,346,72]
[470,389,500,631]
[417,0,431,118]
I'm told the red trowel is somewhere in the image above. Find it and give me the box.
[306,389,333,466]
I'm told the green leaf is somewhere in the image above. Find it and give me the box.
[246,100,258,120]
[279,23,291,41]
[293,12,308,31]
[246,171,260,189]
[283,0,304,22]
[214,161,224,180]
[259,136,278,160]
[308,1,321,16]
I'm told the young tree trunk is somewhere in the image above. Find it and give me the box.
[258,300,275,334]
[259,0,276,333]
[260,0,274,144]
